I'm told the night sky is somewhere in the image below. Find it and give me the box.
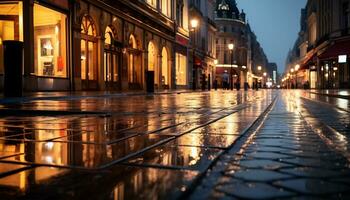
[236,0,307,73]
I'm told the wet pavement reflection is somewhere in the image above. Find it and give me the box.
[0,90,276,199]
[191,90,350,199]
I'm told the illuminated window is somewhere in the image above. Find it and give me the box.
[176,53,187,85]
[161,0,171,17]
[34,4,67,77]
[104,26,113,46]
[146,0,157,8]
[0,2,23,74]
[161,47,169,86]
[81,15,97,82]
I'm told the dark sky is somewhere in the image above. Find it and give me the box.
[236,0,307,73]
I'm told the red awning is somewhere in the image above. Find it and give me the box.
[300,53,317,70]
[318,40,350,60]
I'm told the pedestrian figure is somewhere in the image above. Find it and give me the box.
[222,71,229,90]
[236,79,240,91]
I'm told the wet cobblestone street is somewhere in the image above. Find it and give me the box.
[0,90,349,199]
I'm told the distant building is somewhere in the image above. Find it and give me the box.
[189,0,217,89]
[284,0,350,89]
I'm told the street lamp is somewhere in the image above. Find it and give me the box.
[190,19,199,30]
[190,19,199,90]
[257,66,262,71]
[294,64,300,71]
[228,43,234,90]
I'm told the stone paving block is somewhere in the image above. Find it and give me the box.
[274,178,350,195]
[216,181,295,199]
[245,152,293,159]
[237,159,294,170]
[229,169,292,182]
[279,167,349,178]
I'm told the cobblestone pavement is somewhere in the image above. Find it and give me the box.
[0,90,276,200]
[190,90,350,199]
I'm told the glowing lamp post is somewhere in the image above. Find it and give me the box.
[190,19,199,90]
[228,43,234,90]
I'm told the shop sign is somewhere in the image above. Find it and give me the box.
[176,35,189,46]
[338,55,347,63]
[41,0,69,10]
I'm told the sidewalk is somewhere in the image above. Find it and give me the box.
[0,89,196,104]
[191,94,350,199]
[310,89,350,99]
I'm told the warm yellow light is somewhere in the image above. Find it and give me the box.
[295,64,300,71]
[257,66,262,71]
[242,65,247,69]
[228,43,234,50]
[291,69,294,73]
[214,59,218,65]
[287,73,290,77]
[263,72,267,77]
[190,19,199,29]
[333,67,338,71]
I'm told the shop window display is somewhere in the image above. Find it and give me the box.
[34,4,67,78]
[176,53,187,85]
[0,2,23,74]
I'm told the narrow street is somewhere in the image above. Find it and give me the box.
[0,90,348,199]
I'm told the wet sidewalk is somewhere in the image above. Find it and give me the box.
[0,89,195,104]
[0,90,276,199]
[191,93,350,199]
[310,89,350,99]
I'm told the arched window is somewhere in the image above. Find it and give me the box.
[129,35,137,49]
[81,15,96,36]
[80,15,98,89]
[161,47,169,86]
[104,26,114,45]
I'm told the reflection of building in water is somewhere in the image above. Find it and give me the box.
[0,167,66,192]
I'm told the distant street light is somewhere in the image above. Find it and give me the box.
[228,43,235,90]
[263,72,267,77]
[190,19,199,90]
[257,66,262,71]
[294,64,300,71]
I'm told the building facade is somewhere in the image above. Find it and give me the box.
[0,0,191,92]
[284,0,350,89]
[188,0,216,90]
[214,0,248,88]
[213,0,272,89]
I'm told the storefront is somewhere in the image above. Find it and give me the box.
[318,40,350,89]
[0,0,70,91]
[174,34,188,89]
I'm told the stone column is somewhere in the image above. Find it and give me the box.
[23,0,36,91]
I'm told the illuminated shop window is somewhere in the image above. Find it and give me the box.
[34,4,67,77]
[0,2,23,74]
[176,53,187,85]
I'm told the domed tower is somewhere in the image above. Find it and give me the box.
[214,0,249,89]
[215,0,240,20]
